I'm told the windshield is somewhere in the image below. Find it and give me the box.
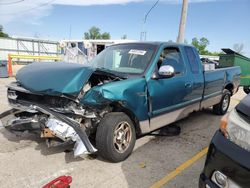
[90,43,157,75]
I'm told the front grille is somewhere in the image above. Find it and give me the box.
[8,88,72,108]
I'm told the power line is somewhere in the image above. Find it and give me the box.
[0,0,24,5]
[0,0,55,15]
[143,0,159,24]
[140,0,160,41]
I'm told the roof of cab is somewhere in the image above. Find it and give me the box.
[111,41,194,48]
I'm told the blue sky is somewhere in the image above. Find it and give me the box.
[0,0,249,56]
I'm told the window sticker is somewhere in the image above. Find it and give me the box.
[128,49,147,55]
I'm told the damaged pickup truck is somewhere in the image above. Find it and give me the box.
[0,42,241,162]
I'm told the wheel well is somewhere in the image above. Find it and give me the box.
[225,83,234,95]
[110,102,141,136]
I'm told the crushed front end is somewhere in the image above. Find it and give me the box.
[1,81,98,157]
[0,62,128,157]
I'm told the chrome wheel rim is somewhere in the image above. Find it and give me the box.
[113,121,132,153]
[222,95,229,111]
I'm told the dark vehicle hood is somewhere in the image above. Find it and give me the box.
[236,94,250,120]
[16,62,95,97]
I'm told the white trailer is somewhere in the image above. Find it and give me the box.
[60,39,136,63]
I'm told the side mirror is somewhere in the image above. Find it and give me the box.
[158,65,175,78]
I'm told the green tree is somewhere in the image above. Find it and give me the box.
[101,32,111,39]
[84,26,110,39]
[0,25,9,38]
[192,37,210,55]
[121,34,127,39]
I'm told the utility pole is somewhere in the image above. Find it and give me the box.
[140,0,159,41]
[177,0,188,43]
[69,25,72,40]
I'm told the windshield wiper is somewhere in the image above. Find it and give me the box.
[96,67,127,79]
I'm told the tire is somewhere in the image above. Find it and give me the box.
[213,89,231,115]
[96,112,136,162]
[243,86,250,94]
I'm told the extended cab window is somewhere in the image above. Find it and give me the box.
[158,47,185,75]
[185,47,200,74]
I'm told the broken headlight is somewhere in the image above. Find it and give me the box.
[220,109,250,152]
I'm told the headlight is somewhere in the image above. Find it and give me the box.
[220,109,250,152]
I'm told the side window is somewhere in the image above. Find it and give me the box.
[185,47,200,74]
[158,47,185,74]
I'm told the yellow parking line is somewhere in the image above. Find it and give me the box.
[150,97,240,188]
[150,147,208,188]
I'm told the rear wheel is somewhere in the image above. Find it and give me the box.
[243,86,250,94]
[213,89,231,115]
[96,112,136,162]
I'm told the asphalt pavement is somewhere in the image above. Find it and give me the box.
[0,77,246,188]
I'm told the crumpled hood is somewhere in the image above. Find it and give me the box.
[16,62,95,97]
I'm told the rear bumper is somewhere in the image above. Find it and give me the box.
[199,130,250,188]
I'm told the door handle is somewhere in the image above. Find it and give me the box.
[185,82,192,88]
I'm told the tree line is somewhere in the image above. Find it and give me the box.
[0,25,9,38]
[83,26,127,40]
[83,26,245,55]
[0,24,244,55]
[191,37,244,55]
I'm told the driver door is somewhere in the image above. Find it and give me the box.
[147,46,192,130]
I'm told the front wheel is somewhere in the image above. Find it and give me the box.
[96,112,136,162]
[213,89,231,115]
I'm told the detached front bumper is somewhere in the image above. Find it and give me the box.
[0,99,97,156]
[199,130,250,188]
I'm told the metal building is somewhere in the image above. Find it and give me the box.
[0,36,60,63]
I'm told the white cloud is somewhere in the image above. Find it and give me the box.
[54,0,144,6]
[161,0,218,3]
[53,0,220,6]
[53,0,219,6]
[0,0,220,24]
[0,0,53,24]
[0,0,144,24]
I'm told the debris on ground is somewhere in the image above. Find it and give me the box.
[42,176,72,188]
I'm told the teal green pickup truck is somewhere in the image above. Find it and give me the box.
[0,42,241,162]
